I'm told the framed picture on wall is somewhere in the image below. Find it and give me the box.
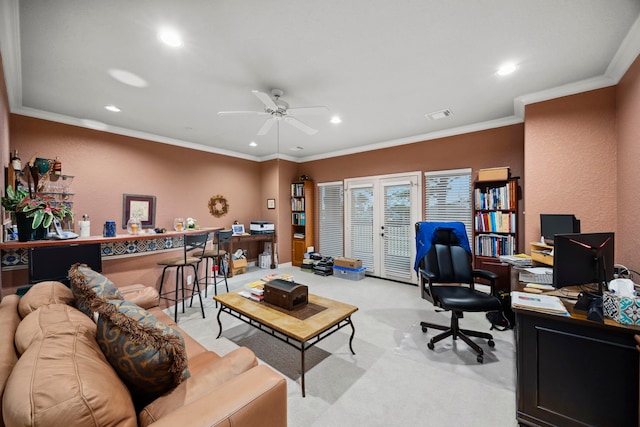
[267,198,276,209]
[122,194,156,228]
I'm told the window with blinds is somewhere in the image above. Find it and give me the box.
[424,168,473,238]
[317,182,344,258]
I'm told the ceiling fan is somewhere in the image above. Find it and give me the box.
[218,89,328,136]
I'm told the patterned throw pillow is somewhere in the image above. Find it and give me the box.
[94,299,190,408]
[68,263,124,316]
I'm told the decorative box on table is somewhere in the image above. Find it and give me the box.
[264,279,308,310]
[603,291,640,325]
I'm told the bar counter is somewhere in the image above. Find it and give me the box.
[0,227,222,269]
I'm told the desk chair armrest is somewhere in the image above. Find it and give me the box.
[472,269,498,293]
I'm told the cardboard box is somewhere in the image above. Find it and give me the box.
[478,167,510,181]
[333,257,362,269]
[230,257,247,275]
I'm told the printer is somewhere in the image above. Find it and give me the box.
[250,221,275,234]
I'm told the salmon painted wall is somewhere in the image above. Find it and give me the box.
[0,53,8,195]
[523,87,617,254]
[2,115,268,295]
[616,54,640,270]
[302,124,526,252]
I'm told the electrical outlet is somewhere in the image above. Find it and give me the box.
[187,275,193,285]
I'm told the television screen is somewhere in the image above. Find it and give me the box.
[552,232,614,291]
[540,214,580,245]
[28,243,102,285]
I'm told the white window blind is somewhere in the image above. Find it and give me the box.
[317,182,344,258]
[424,168,472,239]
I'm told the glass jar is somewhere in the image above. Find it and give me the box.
[173,217,185,232]
[127,217,141,235]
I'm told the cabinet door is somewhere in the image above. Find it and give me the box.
[292,239,306,266]
[476,257,511,293]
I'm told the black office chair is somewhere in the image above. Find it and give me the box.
[157,232,209,322]
[415,222,501,362]
[197,229,232,300]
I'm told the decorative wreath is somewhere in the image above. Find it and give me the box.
[208,194,229,218]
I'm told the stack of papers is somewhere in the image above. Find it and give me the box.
[511,291,569,316]
[499,254,532,267]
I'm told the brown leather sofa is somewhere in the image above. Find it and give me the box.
[0,280,287,427]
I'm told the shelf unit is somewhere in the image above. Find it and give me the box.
[473,177,519,292]
[291,180,314,267]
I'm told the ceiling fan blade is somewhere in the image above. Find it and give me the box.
[252,90,278,111]
[286,106,329,116]
[257,118,276,135]
[217,110,268,116]
[284,117,318,135]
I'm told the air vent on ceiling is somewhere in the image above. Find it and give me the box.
[424,109,453,120]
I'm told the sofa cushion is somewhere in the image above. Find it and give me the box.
[68,263,124,316]
[139,348,257,425]
[0,294,21,427]
[118,283,160,309]
[94,299,190,408]
[14,303,96,355]
[18,280,74,319]
[2,323,137,427]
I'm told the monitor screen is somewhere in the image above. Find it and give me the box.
[540,214,580,245]
[28,243,102,285]
[552,232,614,291]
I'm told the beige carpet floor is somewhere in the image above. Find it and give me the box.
[171,265,518,427]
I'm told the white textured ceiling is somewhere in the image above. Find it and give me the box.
[1,0,640,162]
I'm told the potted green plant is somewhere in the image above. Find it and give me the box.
[2,185,74,241]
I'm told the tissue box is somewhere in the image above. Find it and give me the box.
[603,291,640,325]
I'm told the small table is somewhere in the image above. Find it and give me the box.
[222,233,276,277]
[214,291,358,397]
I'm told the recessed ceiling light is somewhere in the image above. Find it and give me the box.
[330,116,342,124]
[496,63,518,76]
[108,69,148,87]
[158,27,183,47]
[105,105,121,112]
[249,141,257,147]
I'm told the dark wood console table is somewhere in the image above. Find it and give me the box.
[225,233,276,277]
[514,290,639,426]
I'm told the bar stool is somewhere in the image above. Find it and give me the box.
[198,229,233,300]
[157,231,209,323]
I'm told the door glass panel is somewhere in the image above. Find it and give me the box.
[350,186,374,270]
[383,183,412,279]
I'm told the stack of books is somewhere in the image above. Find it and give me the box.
[239,280,266,301]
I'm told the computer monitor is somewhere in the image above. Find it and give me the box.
[28,243,102,285]
[540,214,580,245]
[552,232,614,294]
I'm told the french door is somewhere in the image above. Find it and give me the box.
[344,172,421,284]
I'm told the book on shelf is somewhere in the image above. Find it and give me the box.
[511,291,569,315]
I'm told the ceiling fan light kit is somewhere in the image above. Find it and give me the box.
[219,89,328,136]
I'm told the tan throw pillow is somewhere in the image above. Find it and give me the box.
[18,281,74,319]
[93,299,190,408]
[68,263,124,316]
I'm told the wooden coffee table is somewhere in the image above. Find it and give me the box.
[214,291,358,397]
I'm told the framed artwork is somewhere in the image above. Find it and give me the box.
[122,194,156,229]
[267,198,276,209]
[231,224,245,235]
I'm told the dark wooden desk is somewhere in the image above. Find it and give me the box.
[225,233,276,277]
[513,283,640,426]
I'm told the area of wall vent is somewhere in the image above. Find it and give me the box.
[424,109,453,120]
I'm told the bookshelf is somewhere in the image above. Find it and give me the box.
[473,177,519,292]
[291,180,314,267]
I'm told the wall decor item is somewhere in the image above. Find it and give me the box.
[267,198,276,209]
[122,194,156,229]
[208,194,229,218]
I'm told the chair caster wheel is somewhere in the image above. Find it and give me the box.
[421,325,428,333]
[427,341,435,350]
[477,354,484,363]
[488,339,495,347]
